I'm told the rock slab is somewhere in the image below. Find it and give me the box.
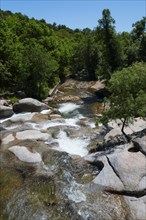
[13,98,49,113]
[0,105,14,119]
[9,145,42,163]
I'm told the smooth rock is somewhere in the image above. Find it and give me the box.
[2,134,15,145]
[0,105,14,119]
[16,130,50,141]
[93,155,124,191]
[133,136,146,155]
[13,98,49,113]
[9,145,42,163]
[108,144,146,191]
[90,80,105,92]
[104,118,146,148]
[105,118,146,142]
[54,95,81,103]
[86,143,146,193]
[124,195,146,220]
[49,114,63,120]
[0,99,9,106]
[42,97,54,103]
[10,112,35,123]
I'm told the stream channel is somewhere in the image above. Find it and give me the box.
[0,98,122,220]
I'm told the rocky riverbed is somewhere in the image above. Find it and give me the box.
[0,80,146,220]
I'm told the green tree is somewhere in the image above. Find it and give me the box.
[101,62,146,140]
[22,42,58,99]
[98,9,115,33]
[139,33,146,61]
[97,9,123,81]
[130,17,146,62]
[71,30,100,80]
[131,17,146,41]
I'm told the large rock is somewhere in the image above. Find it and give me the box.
[54,95,81,103]
[0,105,14,119]
[86,143,146,193]
[93,155,124,191]
[0,99,10,106]
[133,136,146,156]
[108,145,146,192]
[104,118,146,147]
[16,130,50,141]
[9,112,35,123]
[89,80,105,92]
[124,196,146,220]
[107,118,146,136]
[13,98,49,113]
[2,134,15,145]
[9,145,42,163]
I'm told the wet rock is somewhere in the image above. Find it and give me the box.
[65,126,98,139]
[54,95,81,103]
[47,126,65,138]
[0,113,35,130]
[49,114,63,120]
[69,156,99,184]
[0,166,23,218]
[42,96,54,103]
[1,138,50,158]
[0,126,6,131]
[76,183,128,220]
[13,98,49,113]
[0,105,14,119]
[2,134,15,145]
[89,80,105,92]
[32,112,50,123]
[9,145,42,163]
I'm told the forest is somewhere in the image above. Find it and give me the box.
[0,9,146,100]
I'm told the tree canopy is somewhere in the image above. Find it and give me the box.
[0,9,145,99]
[101,62,146,139]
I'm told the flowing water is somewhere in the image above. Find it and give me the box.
[0,101,106,220]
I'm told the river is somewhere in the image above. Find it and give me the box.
[0,99,106,220]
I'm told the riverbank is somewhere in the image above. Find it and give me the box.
[0,79,146,220]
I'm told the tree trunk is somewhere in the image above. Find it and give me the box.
[121,118,130,142]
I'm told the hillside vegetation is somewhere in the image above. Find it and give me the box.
[0,9,146,99]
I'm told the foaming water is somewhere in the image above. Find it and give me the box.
[67,181,86,203]
[58,102,80,114]
[88,122,96,128]
[40,109,52,114]
[31,118,79,130]
[53,130,89,157]
[0,112,34,123]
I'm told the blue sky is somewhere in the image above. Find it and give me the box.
[1,1,145,33]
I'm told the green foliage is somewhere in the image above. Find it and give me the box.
[98,9,115,31]
[71,31,100,80]
[9,96,19,104]
[97,9,123,81]
[139,34,146,61]
[131,17,146,41]
[0,10,73,99]
[0,9,145,100]
[101,62,146,136]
